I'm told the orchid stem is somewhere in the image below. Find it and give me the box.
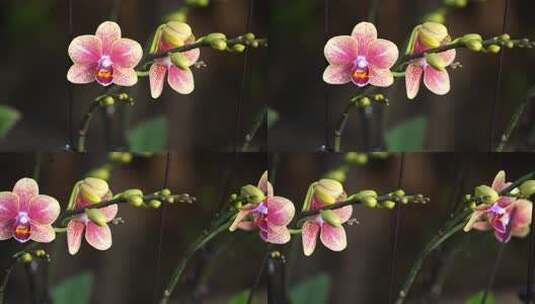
[0,266,13,304]
[241,106,266,152]
[77,99,103,152]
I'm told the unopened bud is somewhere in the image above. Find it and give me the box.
[315,179,344,205]
[161,189,172,197]
[170,52,191,70]
[85,209,107,227]
[149,200,162,208]
[99,96,114,106]
[362,197,378,208]
[487,45,501,53]
[240,185,265,204]
[475,185,499,204]
[244,33,255,41]
[418,22,449,48]
[394,189,406,198]
[211,39,227,50]
[232,44,246,53]
[35,249,46,257]
[320,210,343,227]
[358,97,371,108]
[425,53,446,71]
[79,178,110,204]
[382,200,396,209]
[519,180,535,198]
[204,33,226,43]
[465,40,482,52]
[128,195,144,207]
[353,190,378,200]
[499,34,510,41]
[162,21,192,48]
[20,253,32,263]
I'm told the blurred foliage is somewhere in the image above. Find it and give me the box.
[226,290,251,304]
[385,116,427,151]
[0,105,20,140]
[290,273,331,304]
[464,291,495,304]
[52,272,94,304]
[127,116,168,152]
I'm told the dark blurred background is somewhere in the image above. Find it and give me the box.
[268,0,535,152]
[0,0,267,151]
[1,152,534,303]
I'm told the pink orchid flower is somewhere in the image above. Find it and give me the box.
[323,21,399,88]
[67,21,143,87]
[0,178,60,243]
[405,24,456,99]
[229,171,295,244]
[67,179,118,255]
[302,180,353,256]
[464,171,533,243]
[149,22,200,98]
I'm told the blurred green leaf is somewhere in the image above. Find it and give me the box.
[52,272,93,304]
[385,116,427,151]
[267,107,279,129]
[290,273,330,304]
[0,105,20,139]
[227,290,251,304]
[465,291,495,304]
[127,116,167,152]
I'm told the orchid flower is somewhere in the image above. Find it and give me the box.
[0,178,60,243]
[323,21,399,88]
[301,179,353,256]
[67,178,118,255]
[229,171,295,244]
[67,21,143,86]
[405,22,456,99]
[149,22,200,98]
[464,171,533,243]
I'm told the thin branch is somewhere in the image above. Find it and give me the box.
[76,99,103,152]
[241,107,266,152]
[496,85,535,151]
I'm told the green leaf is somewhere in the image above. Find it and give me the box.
[127,116,167,152]
[0,105,20,139]
[385,116,427,151]
[267,107,279,129]
[226,290,251,304]
[465,291,495,304]
[52,272,94,304]
[290,273,330,304]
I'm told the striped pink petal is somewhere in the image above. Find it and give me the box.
[302,221,320,256]
[332,205,353,223]
[67,220,85,255]
[30,223,55,243]
[229,205,255,231]
[149,63,168,99]
[182,48,200,66]
[113,67,138,86]
[96,21,122,55]
[261,225,291,244]
[492,171,507,192]
[68,35,102,64]
[267,196,295,226]
[258,171,274,198]
[0,220,13,240]
[85,222,112,251]
[351,22,377,49]
[439,49,456,67]
[168,66,194,94]
[405,64,423,99]
[13,178,39,210]
[67,63,97,84]
[320,223,347,252]
[323,64,352,85]
[0,192,19,221]
[28,195,60,225]
[111,38,143,68]
[367,39,399,69]
[423,66,450,95]
[99,204,118,222]
[368,67,394,87]
[511,199,532,231]
[324,36,358,65]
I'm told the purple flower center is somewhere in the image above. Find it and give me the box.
[13,212,31,243]
[95,56,114,86]
[489,203,506,215]
[351,56,370,87]
[253,203,268,215]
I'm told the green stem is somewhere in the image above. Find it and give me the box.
[241,106,267,152]
[77,99,103,152]
[0,266,13,304]
[496,85,535,151]
[160,213,235,303]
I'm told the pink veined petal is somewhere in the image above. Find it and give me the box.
[511,199,532,230]
[438,49,456,67]
[67,220,85,255]
[463,210,486,232]
[0,220,13,240]
[68,35,102,64]
[113,67,138,87]
[168,66,194,95]
[237,221,257,231]
[99,204,118,222]
[257,171,274,198]
[302,221,320,256]
[0,192,19,221]
[324,36,358,65]
[368,67,394,87]
[405,64,423,100]
[67,63,97,84]
[85,222,112,251]
[332,205,353,223]
[229,206,255,231]
[323,64,352,85]
[367,39,399,69]
[495,230,510,243]
[96,21,122,55]
[267,196,295,226]
[262,225,291,244]
[423,67,450,95]
[110,38,143,68]
[182,48,200,66]
[28,195,60,225]
[149,63,168,99]
[30,223,56,243]
[472,220,492,231]
[492,170,507,192]
[320,223,347,252]
[512,225,530,237]
[351,22,377,50]
[13,178,39,210]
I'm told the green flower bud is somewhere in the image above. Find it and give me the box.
[86,168,110,181]
[320,210,342,227]
[362,197,377,208]
[460,34,482,44]
[315,179,344,205]
[250,41,260,48]
[241,185,265,204]
[162,21,193,48]
[164,11,188,23]
[117,93,129,101]
[465,40,482,52]
[505,41,514,48]
[424,53,446,71]
[85,209,107,227]
[418,22,449,48]
[232,44,246,53]
[324,170,346,183]
[499,34,510,41]
[244,33,255,41]
[20,253,32,263]
[149,200,162,208]
[423,12,445,24]
[519,180,535,198]
[123,189,144,198]
[161,189,172,197]
[210,39,227,50]
[79,178,110,204]
[166,196,175,204]
[487,45,501,53]
[401,197,409,204]
[35,249,46,257]
[204,33,226,43]
[120,153,133,163]
[382,200,396,209]
[394,189,406,198]
[475,185,499,204]
[353,190,378,200]
[355,153,368,165]
[99,96,114,106]
[128,195,144,207]
[170,52,191,70]
[358,97,371,108]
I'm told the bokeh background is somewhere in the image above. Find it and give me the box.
[0,0,267,151]
[268,0,535,152]
[0,152,534,303]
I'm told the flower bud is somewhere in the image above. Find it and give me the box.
[204,33,226,43]
[164,11,188,23]
[394,189,406,198]
[123,189,143,198]
[460,34,482,43]
[418,22,449,48]
[487,45,501,53]
[353,190,378,200]
[475,185,499,204]
[128,195,144,207]
[500,34,510,41]
[423,12,445,24]
[358,97,371,108]
[160,189,172,197]
[244,33,255,41]
[362,197,377,208]
[320,210,343,228]
[382,200,396,209]
[35,249,46,257]
[465,40,482,52]
[324,170,346,182]
[170,52,191,70]
[210,39,227,51]
[149,200,162,208]
[20,253,32,263]
[424,53,446,71]
[162,22,193,48]
[79,178,110,204]
[505,41,514,48]
[99,96,114,106]
[519,180,535,198]
[315,179,344,205]
[232,44,246,53]
[241,185,265,204]
[85,209,107,227]
[86,168,110,181]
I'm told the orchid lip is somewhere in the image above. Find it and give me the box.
[489,203,506,215]
[13,212,31,243]
[253,203,268,215]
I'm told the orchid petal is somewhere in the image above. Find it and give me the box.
[111,38,143,68]
[267,196,295,226]
[423,67,450,95]
[168,66,194,94]
[320,223,347,252]
[229,206,255,231]
[262,225,291,244]
[67,220,85,255]
[323,64,352,85]
[302,221,320,256]
[351,22,377,49]
[0,220,13,240]
[149,63,168,99]
[511,199,532,230]
[85,222,112,251]
[367,39,399,69]
[96,21,122,54]
[0,192,19,221]
[67,63,97,84]
[332,205,353,223]
[182,48,200,66]
[99,204,118,222]
[368,67,394,87]
[405,64,423,99]
[113,67,138,86]
[492,171,507,192]
[324,36,358,65]
[438,49,456,66]
[30,223,55,243]
[258,171,274,197]
[28,195,60,225]
[68,35,102,64]
[13,178,39,210]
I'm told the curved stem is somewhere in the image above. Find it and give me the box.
[496,85,535,151]
[77,99,103,152]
